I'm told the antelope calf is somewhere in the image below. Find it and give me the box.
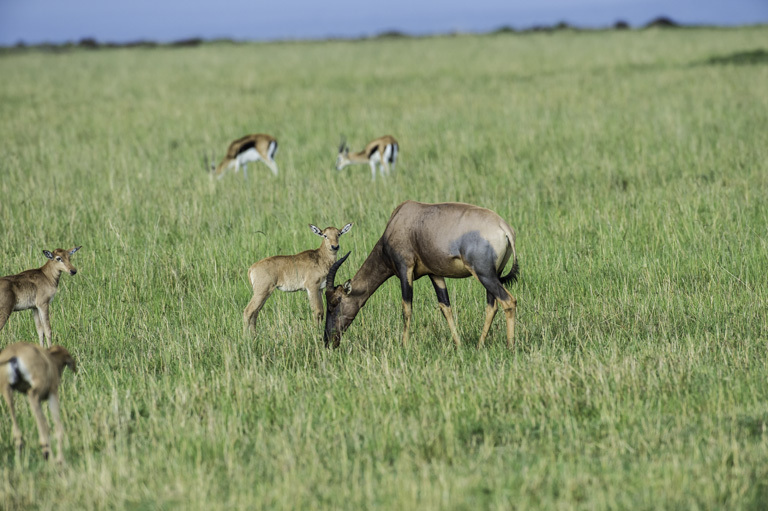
[244,223,353,333]
[0,247,81,348]
[211,133,278,179]
[0,342,77,463]
[324,201,518,349]
[336,135,398,180]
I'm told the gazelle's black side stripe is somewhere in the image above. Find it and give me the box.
[236,140,257,156]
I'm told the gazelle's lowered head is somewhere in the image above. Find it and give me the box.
[211,133,278,179]
[324,201,518,349]
[243,222,353,332]
[0,246,81,348]
[336,135,398,181]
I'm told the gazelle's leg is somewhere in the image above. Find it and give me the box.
[429,275,461,347]
[48,394,66,464]
[0,300,13,333]
[27,392,51,461]
[2,385,23,454]
[369,161,377,181]
[243,286,275,334]
[37,303,52,348]
[33,308,45,346]
[307,288,324,325]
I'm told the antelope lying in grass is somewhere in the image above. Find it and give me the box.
[0,247,81,348]
[0,342,77,463]
[211,133,278,179]
[244,223,353,333]
[336,135,398,180]
[324,201,518,349]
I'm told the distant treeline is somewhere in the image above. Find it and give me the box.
[2,16,736,51]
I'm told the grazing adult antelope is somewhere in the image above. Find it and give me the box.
[336,135,398,180]
[0,247,81,348]
[244,223,353,333]
[324,201,519,349]
[211,133,278,179]
[0,342,77,463]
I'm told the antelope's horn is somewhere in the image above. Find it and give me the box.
[326,251,350,290]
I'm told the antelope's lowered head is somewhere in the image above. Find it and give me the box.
[212,133,279,179]
[334,135,398,180]
[323,201,519,349]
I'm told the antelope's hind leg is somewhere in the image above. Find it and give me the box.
[475,272,517,348]
[27,393,51,461]
[429,275,461,348]
[1,385,24,454]
[243,286,275,334]
[477,290,498,348]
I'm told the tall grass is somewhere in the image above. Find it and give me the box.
[0,26,767,509]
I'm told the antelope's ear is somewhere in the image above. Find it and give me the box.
[43,250,54,260]
[310,224,323,237]
[66,357,77,374]
[69,246,81,255]
[340,223,353,235]
[343,280,352,294]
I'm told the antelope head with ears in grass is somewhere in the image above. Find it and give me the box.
[336,135,398,181]
[0,342,77,464]
[324,201,518,349]
[0,247,81,348]
[210,133,278,179]
[244,223,353,333]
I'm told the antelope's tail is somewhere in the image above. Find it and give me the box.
[499,221,519,286]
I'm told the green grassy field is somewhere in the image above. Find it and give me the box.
[1,26,767,509]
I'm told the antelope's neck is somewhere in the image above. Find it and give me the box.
[347,239,395,308]
[41,261,62,287]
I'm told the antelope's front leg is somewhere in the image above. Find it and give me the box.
[32,308,46,346]
[35,303,53,348]
[369,161,377,181]
[398,267,414,346]
[307,287,324,326]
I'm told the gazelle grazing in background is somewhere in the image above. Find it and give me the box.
[0,247,81,348]
[324,201,518,349]
[0,342,77,464]
[244,223,353,333]
[211,133,278,179]
[336,135,398,180]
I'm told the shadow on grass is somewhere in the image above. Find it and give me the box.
[702,49,768,66]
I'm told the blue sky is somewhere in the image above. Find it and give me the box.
[1,0,766,46]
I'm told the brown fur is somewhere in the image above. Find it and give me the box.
[0,247,81,347]
[213,133,278,178]
[0,342,76,463]
[336,135,398,180]
[244,223,352,333]
[324,201,518,348]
